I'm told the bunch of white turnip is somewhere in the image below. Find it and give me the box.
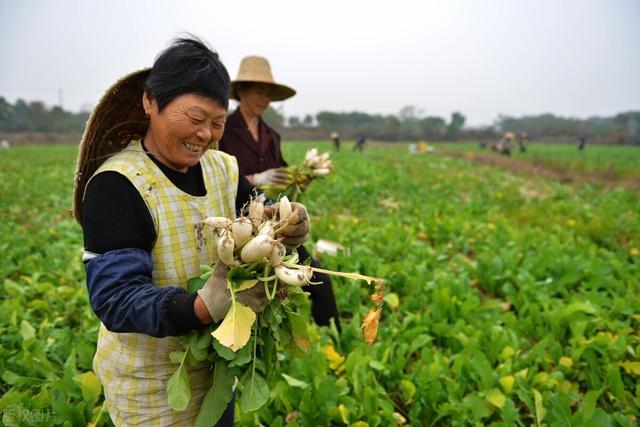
[303,147,333,177]
[199,195,313,292]
[260,147,334,201]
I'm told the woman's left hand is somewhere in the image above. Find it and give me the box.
[265,202,309,248]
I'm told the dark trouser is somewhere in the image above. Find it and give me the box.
[214,393,235,426]
[296,245,341,331]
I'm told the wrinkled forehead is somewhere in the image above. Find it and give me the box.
[167,93,227,118]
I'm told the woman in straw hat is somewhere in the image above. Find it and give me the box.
[73,37,309,425]
[219,55,341,330]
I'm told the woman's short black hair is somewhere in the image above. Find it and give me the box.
[144,36,230,111]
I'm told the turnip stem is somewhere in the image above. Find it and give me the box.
[281,262,384,285]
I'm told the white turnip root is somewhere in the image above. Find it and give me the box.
[274,265,313,286]
[270,241,286,267]
[217,233,236,266]
[240,234,277,263]
[248,198,264,229]
[232,217,253,248]
[201,216,232,229]
[279,196,292,221]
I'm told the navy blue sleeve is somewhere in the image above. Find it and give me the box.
[85,248,206,337]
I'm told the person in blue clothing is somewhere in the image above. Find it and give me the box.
[577,135,587,150]
[353,136,366,151]
[72,36,309,426]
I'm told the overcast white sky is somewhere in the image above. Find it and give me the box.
[1,0,639,126]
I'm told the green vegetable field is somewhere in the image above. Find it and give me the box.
[1,142,639,426]
[436,142,640,180]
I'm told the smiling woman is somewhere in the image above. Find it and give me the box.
[71,36,310,426]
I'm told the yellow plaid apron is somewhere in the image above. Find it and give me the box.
[90,140,238,426]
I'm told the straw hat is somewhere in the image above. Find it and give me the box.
[230,56,296,101]
[72,68,150,224]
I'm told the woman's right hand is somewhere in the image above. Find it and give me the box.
[251,167,291,186]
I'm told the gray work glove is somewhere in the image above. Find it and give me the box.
[264,202,310,248]
[197,261,269,322]
[252,167,291,187]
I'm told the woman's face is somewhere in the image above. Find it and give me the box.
[142,92,227,172]
[237,83,273,117]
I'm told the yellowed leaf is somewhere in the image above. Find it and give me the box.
[558,380,573,393]
[338,403,349,424]
[559,357,573,368]
[73,371,102,401]
[500,375,515,393]
[362,308,381,345]
[393,412,407,425]
[379,197,402,210]
[325,344,345,372]
[621,361,640,376]
[383,292,400,310]
[500,346,515,360]
[533,372,548,385]
[400,379,416,403]
[236,279,259,292]
[211,301,256,352]
[486,388,506,408]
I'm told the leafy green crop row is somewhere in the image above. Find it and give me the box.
[1,143,638,426]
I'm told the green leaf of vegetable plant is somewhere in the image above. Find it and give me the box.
[189,333,212,362]
[167,348,191,411]
[581,389,601,420]
[213,338,237,361]
[228,338,254,368]
[169,351,185,365]
[187,276,206,294]
[533,389,546,427]
[287,311,310,356]
[228,266,249,284]
[20,320,36,340]
[281,373,308,389]
[194,361,234,427]
[606,365,624,400]
[240,370,270,412]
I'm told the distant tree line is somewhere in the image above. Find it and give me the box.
[0,97,89,132]
[495,112,640,145]
[1,96,638,145]
[284,107,640,145]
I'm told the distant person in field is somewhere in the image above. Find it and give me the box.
[331,131,341,151]
[73,37,309,426]
[577,135,587,151]
[500,132,514,156]
[518,131,528,152]
[353,136,366,151]
[219,55,341,330]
